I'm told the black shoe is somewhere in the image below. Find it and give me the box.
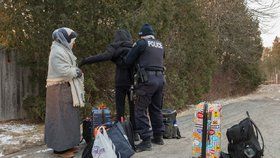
[135,139,152,152]
[151,135,164,145]
[134,132,140,141]
[54,150,67,154]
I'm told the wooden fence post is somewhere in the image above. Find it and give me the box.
[0,49,33,121]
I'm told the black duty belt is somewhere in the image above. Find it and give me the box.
[146,71,163,76]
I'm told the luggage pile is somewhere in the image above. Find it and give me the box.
[82,102,265,158]
[191,102,264,158]
[82,103,135,158]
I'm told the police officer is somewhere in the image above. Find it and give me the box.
[125,24,165,152]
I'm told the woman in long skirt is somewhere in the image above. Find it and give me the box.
[45,27,83,157]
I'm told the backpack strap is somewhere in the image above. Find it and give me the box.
[246,111,265,156]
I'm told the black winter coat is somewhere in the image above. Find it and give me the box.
[79,30,133,86]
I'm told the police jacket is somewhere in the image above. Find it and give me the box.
[125,36,164,71]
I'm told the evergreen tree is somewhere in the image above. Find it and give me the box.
[0,0,264,120]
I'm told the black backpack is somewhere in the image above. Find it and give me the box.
[162,109,182,139]
[226,112,264,158]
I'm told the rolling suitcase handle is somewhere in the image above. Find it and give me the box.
[201,103,208,158]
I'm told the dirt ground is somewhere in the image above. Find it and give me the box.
[1,84,280,158]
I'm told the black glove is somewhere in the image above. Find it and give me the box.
[76,68,83,78]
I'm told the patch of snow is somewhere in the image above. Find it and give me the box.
[32,134,42,139]
[0,124,35,133]
[11,154,27,158]
[0,152,4,157]
[0,134,20,145]
[35,148,53,153]
[30,134,43,143]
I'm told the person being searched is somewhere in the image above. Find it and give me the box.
[79,29,138,139]
[45,27,85,157]
[124,23,166,152]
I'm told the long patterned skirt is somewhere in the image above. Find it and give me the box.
[44,83,80,151]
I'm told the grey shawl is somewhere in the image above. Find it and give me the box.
[47,41,85,107]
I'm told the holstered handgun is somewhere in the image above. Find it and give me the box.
[136,64,148,83]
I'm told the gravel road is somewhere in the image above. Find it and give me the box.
[4,84,280,158]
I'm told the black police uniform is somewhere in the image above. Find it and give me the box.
[125,36,165,146]
[79,30,136,128]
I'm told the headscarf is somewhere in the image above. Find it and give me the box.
[52,27,78,50]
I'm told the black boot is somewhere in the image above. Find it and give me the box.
[151,135,164,145]
[135,139,152,152]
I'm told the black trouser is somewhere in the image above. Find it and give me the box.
[115,85,136,130]
[134,72,165,140]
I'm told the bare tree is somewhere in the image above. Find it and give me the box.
[246,0,280,32]
[197,0,263,65]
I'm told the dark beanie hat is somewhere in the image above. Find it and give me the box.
[138,23,155,36]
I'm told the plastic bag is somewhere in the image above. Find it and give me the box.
[92,126,117,158]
